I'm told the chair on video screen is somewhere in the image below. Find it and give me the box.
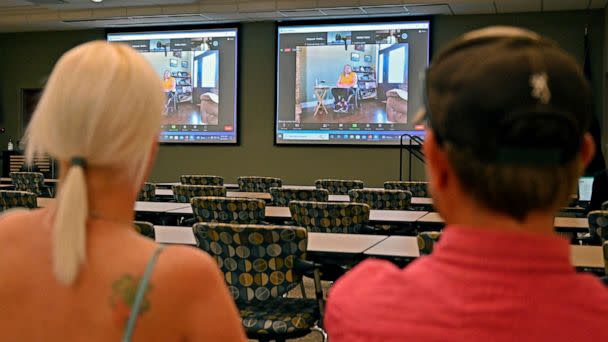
[331,87,360,114]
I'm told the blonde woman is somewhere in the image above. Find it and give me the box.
[0,42,246,341]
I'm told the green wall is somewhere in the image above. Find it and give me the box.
[0,10,604,186]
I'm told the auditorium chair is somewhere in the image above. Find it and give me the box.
[0,190,37,212]
[137,182,157,202]
[193,222,326,342]
[580,211,608,245]
[288,201,374,234]
[314,179,364,195]
[191,196,266,224]
[418,231,442,255]
[269,187,329,207]
[348,189,412,210]
[238,176,282,193]
[384,181,430,198]
[133,221,155,239]
[179,174,224,186]
[171,184,226,203]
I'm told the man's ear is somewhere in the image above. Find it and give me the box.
[424,130,450,192]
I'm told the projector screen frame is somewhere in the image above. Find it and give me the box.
[273,16,434,148]
[106,23,242,146]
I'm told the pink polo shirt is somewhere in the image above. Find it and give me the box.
[325,225,608,342]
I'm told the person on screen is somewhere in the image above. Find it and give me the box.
[331,64,358,113]
[162,70,177,114]
[0,41,245,341]
[325,27,608,341]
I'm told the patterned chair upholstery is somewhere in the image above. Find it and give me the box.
[137,182,157,202]
[603,241,608,276]
[348,189,412,210]
[238,176,282,193]
[193,223,321,340]
[587,211,608,243]
[133,221,155,239]
[269,187,329,207]
[191,196,266,224]
[417,231,441,255]
[288,201,372,234]
[172,185,226,203]
[384,181,430,197]
[179,175,224,186]
[10,172,52,197]
[0,190,37,212]
[314,179,364,195]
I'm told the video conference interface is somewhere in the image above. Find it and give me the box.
[276,21,430,145]
[107,28,238,144]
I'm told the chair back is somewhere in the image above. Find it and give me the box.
[10,172,45,196]
[0,190,37,212]
[193,222,308,304]
[314,179,363,195]
[349,189,412,210]
[288,200,370,233]
[417,231,441,255]
[603,241,608,276]
[133,221,155,239]
[269,187,329,207]
[191,196,266,224]
[180,174,224,186]
[384,181,429,197]
[172,185,226,203]
[238,176,282,193]
[137,182,157,202]
[588,211,608,242]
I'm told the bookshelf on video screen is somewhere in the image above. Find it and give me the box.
[276,21,430,145]
[107,28,238,144]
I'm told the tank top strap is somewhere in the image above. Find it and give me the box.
[122,245,165,342]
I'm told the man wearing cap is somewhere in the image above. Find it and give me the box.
[324,26,608,341]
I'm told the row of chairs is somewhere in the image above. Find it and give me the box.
[175,174,430,196]
[7,172,54,197]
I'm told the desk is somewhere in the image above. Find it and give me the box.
[412,197,433,206]
[37,197,54,208]
[263,206,428,224]
[156,189,173,197]
[570,245,604,268]
[417,213,589,232]
[363,236,420,258]
[134,202,190,213]
[156,182,239,190]
[313,86,330,116]
[307,233,387,254]
[155,226,197,245]
[226,191,272,200]
[153,226,388,255]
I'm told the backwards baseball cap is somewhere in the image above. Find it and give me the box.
[417,26,592,165]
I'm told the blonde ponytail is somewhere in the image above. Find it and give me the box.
[25,41,164,285]
[53,160,88,285]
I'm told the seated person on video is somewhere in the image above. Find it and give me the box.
[331,64,358,113]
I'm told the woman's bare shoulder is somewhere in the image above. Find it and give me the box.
[0,209,45,238]
[154,245,223,292]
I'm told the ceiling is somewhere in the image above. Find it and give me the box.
[0,0,605,32]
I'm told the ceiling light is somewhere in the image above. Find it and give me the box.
[91,0,103,3]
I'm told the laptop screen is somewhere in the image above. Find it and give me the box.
[578,177,594,202]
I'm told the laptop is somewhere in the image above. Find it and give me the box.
[578,176,594,204]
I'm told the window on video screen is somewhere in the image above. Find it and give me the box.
[276,21,430,145]
[107,28,238,144]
